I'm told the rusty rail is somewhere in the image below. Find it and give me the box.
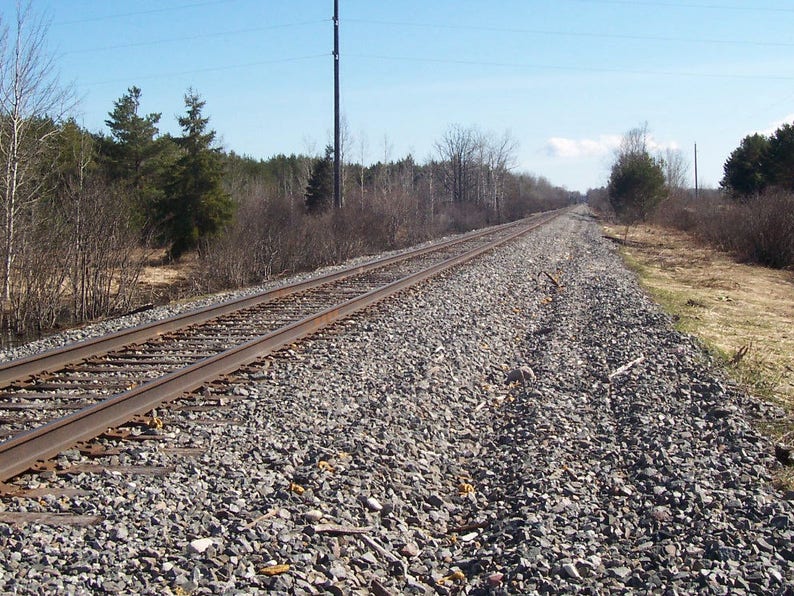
[0,219,526,389]
[0,210,563,482]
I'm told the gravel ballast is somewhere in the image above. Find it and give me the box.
[0,207,791,594]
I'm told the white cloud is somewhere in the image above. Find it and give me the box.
[544,135,621,158]
[545,134,679,158]
[758,113,794,136]
[647,137,680,153]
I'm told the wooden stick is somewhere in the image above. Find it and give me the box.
[359,534,407,576]
[608,355,646,380]
[542,271,561,287]
[242,507,278,530]
[449,520,489,534]
[313,523,372,536]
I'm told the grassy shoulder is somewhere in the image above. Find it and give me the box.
[603,222,794,489]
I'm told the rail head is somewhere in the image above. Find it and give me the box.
[0,209,566,483]
[0,216,540,388]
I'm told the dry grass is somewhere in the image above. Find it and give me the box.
[604,223,794,488]
[136,249,199,304]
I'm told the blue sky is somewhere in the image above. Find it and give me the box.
[13,0,794,192]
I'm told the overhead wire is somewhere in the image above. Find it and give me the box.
[61,5,793,101]
[347,53,794,82]
[83,54,328,88]
[54,0,240,26]
[346,18,794,49]
[565,0,794,13]
[63,20,330,55]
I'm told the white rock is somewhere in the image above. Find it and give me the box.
[365,497,383,512]
[188,538,215,554]
[563,563,581,579]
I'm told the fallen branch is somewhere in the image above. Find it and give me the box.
[359,534,408,577]
[608,355,646,380]
[313,523,372,536]
[242,508,278,530]
[540,271,561,288]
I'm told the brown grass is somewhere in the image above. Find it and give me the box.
[605,223,794,488]
[136,249,199,304]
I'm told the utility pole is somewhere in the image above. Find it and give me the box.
[694,142,699,200]
[333,0,342,208]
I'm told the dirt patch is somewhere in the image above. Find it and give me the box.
[604,223,794,487]
[136,250,199,304]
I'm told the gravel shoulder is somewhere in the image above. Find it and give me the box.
[604,221,794,490]
[0,207,791,594]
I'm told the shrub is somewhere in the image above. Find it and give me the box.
[737,190,794,268]
[676,190,794,269]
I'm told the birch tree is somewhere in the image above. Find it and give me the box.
[0,1,71,313]
[434,124,481,204]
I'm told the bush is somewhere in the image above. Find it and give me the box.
[194,180,570,293]
[735,190,794,268]
[661,190,794,269]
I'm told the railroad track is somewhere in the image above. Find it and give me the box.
[0,209,564,483]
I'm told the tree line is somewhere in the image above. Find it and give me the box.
[598,121,793,270]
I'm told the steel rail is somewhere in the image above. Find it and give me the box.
[0,218,529,389]
[0,210,562,482]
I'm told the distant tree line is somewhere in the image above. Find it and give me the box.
[210,127,574,292]
[595,121,793,270]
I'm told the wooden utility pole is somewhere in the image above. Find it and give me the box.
[333,0,342,208]
[694,142,699,200]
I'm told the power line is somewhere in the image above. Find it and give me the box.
[63,20,330,55]
[346,18,794,49]
[54,0,238,26]
[348,52,794,82]
[83,54,328,88]
[567,0,794,12]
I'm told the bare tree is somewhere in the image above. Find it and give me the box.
[377,133,395,196]
[662,147,689,198]
[357,129,368,205]
[336,114,352,206]
[0,1,72,314]
[616,122,650,158]
[434,124,481,204]
[484,130,519,219]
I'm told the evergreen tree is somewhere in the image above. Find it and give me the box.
[607,151,666,222]
[160,89,234,259]
[100,86,173,227]
[766,123,794,191]
[103,87,160,181]
[720,133,770,200]
[304,145,334,212]
[607,126,666,223]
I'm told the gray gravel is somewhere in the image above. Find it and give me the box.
[0,207,792,594]
[0,233,451,364]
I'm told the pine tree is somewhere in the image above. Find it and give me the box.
[304,145,334,212]
[607,125,666,223]
[720,133,769,200]
[159,89,234,259]
[100,86,173,228]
